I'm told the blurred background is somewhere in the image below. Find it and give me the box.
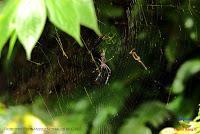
[1,0,200,133]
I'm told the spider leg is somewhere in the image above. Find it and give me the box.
[104,64,111,73]
[104,65,111,84]
[98,59,101,62]
[106,56,114,62]
[95,67,103,81]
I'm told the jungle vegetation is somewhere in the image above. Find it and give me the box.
[0,0,200,134]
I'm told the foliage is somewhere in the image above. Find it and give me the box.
[0,0,100,59]
[171,59,200,94]
[160,106,200,134]
[0,85,169,134]
[119,102,170,134]
[1,0,200,134]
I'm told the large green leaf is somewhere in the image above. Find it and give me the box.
[15,0,46,59]
[74,0,100,35]
[45,0,82,45]
[1,0,100,59]
[171,59,200,94]
[0,0,19,56]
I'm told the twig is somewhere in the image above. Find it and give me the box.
[27,60,43,66]
[81,37,101,74]
[55,28,68,59]
[57,58,65,73]
[129,48,148,70]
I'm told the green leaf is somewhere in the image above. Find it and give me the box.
[6,30,17,61]
[74,0,100,35]
[52,115,87,134]
[166,96,183,112]
[119,101,169,134]
[171,59,200,94]
[91,106,117,133]
[119,119,152,134]
[134,101,169,127]
[15,0,46,59]
[0,0,19,56]
[93,106,117,127]
[0,106,28,128]
[45,0,82,45]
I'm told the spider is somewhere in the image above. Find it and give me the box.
[95,50,112,84]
